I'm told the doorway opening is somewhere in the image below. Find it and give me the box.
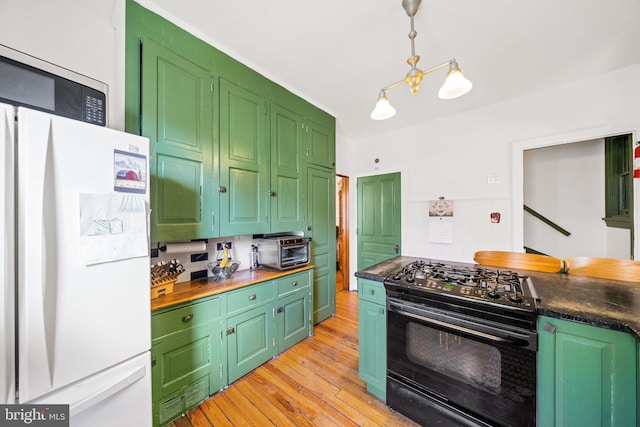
[513,123,640,260]
[336,174,350,291]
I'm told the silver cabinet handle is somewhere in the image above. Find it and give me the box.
[181,314,193,323]
[248,294,257,300]
[218,185,227,193]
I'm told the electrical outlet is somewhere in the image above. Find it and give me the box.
[191,252,208,262]
[216,241,233,250]
[487,174,501,184]
[190,269,207,281]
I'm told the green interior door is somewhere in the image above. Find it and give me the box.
[357,172,402,269]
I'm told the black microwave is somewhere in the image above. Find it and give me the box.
[0,44,107,126]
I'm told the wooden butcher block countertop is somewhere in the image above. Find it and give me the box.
[151,265,314,311]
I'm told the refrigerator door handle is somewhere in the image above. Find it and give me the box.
[18,111,57,400]
[69,365,146,417]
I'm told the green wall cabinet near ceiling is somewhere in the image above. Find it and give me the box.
[126,0,334,243]
[537,316,637,427]
[218,78,270,236]
[140,39,216,242]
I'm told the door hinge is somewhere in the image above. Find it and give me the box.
[211,78,214,93]
[151,356,156,368]
[212,212,215,226]
[265,214,269,224]
[272,337,276,348]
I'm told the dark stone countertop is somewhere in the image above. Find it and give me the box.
[355,256,640,340]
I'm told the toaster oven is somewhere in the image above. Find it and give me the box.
[255,236,311,270]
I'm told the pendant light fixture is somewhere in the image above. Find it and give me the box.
[370,0,472,120]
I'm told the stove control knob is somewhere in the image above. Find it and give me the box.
[487,290,501,299]
[509,294,524,304]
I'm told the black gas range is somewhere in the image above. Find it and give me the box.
[384,259,539,427]
[384,259,539,328]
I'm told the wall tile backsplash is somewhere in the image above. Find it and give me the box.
[152,235,256,283]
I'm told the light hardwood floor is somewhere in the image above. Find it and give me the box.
[167,290,418,426]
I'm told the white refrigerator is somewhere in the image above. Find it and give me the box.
[0,103,152,426]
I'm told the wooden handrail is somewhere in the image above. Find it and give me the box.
[523,205,571,237]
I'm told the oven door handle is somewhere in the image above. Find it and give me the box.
[389,305,531,347]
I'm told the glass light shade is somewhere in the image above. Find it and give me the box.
[370,93,396,120]
[438,68,473,100]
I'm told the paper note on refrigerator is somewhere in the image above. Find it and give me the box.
[79,193,148,265]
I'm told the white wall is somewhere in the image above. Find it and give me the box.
[341,63,640,286]
[0,0,125,130]
[523,139,630,259]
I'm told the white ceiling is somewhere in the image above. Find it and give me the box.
[83,0,640,140]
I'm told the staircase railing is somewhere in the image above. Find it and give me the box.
[524,204,571,255]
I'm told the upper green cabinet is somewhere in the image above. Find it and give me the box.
[126,0,335,243]
[305,117,335,169]
[218,78,269,236]
[141,39,216,242]
[270,101,306,233]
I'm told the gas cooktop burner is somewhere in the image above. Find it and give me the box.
[385,260,538,311]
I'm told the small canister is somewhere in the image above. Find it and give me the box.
[249,245,259,270]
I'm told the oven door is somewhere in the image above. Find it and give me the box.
[386,297,536,427]
[279,243,309,268]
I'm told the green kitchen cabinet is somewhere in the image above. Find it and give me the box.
[307,166,336,324]
[357,278,387,401]
[275,270,313,353]
[218,78,270,236]
[225,282,275,384]
[305,116,335,169]
[151,297,223,427]
[269,101,306,233]
[538,316,637,427]
[140,38,216,242]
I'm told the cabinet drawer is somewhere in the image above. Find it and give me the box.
[277,271,311,297]
[358,279,386,305]
[152,297,221,340]
[227,281,274,315]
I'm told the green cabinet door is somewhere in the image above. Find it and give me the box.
[305,117,335,169]
[219,78,269,236]
[151,323,220,426]
[538,316,637,427]
[275,289,311,354]
[269,102,306,233]
[357,279,387,401]
[141,38,215,242]
[307,166,336,324]
[226,304,274,384]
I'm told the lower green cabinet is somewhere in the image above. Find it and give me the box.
[538,316,637,427]
[226,303,274,384]
[275,273,312,354]
[151,269,313,426]
[151,297,223,427]
[357,278,387,401]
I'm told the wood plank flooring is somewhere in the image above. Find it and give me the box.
[167,290,418,427]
